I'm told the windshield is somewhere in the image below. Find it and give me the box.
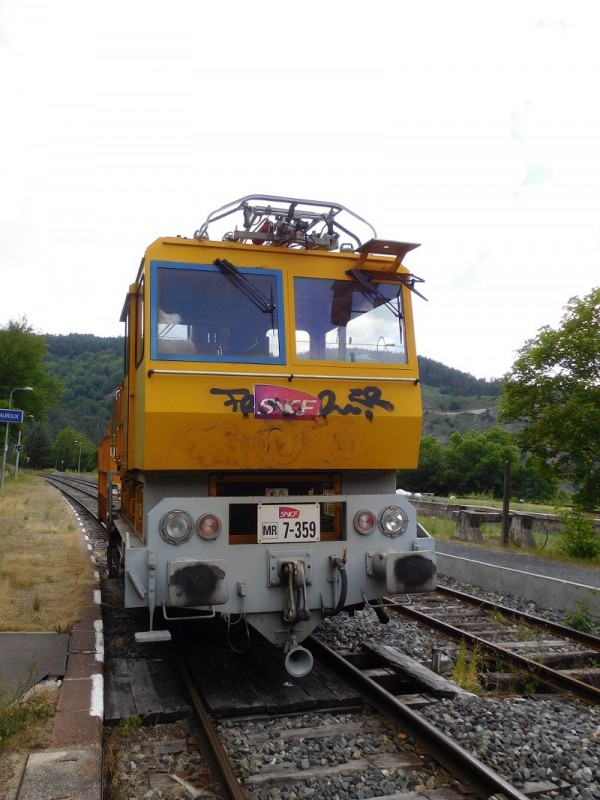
[294,277,407,363]
[151,262,283,363]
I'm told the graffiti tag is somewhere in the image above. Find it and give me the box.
[210,385,394,420]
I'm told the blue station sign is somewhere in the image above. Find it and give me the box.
[0,409,24,424]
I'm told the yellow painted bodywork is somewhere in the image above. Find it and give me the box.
[121,236,423,473]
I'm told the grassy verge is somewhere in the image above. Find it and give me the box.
[418,509,599,565]
[0,472,95,632]
[437,495,559,515]
[0,472,95,756]
[0,679,55,746]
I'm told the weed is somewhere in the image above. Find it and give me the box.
[565,600,600,635]
[487,608,507,628]
[515,623,536,642]
[115,716,142,737]
[0,668,51,744]
[103,731,127,800]
[451,641,483,695]
[522,677,541,695]
[52,622,71,634]
[528,649,547,665]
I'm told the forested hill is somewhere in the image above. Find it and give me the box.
[44,334,123,442]
[418,357,502,441]
[418,356,502,396]
[42,334,503,444]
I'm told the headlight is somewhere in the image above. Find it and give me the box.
[353,509,377,535]
[378,505,408,537]
[197,513,222,540]
[159,510,194,545]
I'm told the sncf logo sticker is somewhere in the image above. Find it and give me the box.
[254,385,321,420]
[279,506,301,519]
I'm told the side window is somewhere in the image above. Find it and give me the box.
[135,277,144,367]
[152,262,284,363]
[122,298,130,377]
[294,277,407,364]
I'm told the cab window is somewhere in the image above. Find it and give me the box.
[151,262,284,363]
[294,277,407,363]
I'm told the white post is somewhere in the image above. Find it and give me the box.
[1,421,9,491]
[14,429,22,480]
[14,414,33,480]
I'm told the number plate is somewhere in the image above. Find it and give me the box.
[257,503,320,543]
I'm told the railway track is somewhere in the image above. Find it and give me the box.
[43,474,600,797]
[43,472,111,574]
[176,635,529,800]
[42,471,99,513]
[384,587,600,704]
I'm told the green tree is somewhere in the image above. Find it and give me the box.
[499,288,600,509]
[0,318,63,421]
[399,431,558,502]
[53,427,96,472]
[77,435,98,472]
[444,427,520,498]
[397,436,448,495]
[44,333,122,442]
[511,453,558,504]
[25,423,55,470]
[0,319,63,473]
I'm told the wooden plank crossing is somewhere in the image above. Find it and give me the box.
[186,637,362,718]
[105,637,363,722]
[104,657,189,724]
[185,643,269,716]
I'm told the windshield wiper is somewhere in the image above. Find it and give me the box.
[214,258,276,315]
[345,269,403,318]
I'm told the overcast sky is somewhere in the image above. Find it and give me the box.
[1,1,598,380]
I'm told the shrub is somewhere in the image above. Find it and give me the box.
[557,509,600,561]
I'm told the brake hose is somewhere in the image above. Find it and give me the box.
[322,556,348,617]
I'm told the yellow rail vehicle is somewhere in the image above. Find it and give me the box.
[98,196,436,676]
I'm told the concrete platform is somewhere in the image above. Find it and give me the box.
[3,503,105,800]
[16,747,102,800]
[0,633,68,699]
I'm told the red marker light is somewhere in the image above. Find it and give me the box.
[197,513,222,540]
[354,510,376,535]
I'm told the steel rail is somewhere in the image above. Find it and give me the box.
[43,474,100,518]
[436,584,600,650]
[43,474,98,503]
[308,635,529,800]
[385,598,600,705]
[176,658,247,800]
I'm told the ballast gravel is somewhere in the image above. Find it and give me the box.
[218,710,457,800]
[107,576,600,799]
[313,577,600,799]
